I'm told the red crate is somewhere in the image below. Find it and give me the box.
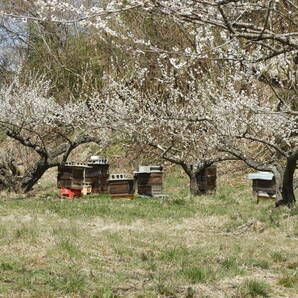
[60,188,81,199]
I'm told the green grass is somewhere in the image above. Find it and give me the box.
[57,239,83,258]
[244,258,270,270]
[271,251,287,263]
[239,279,271,297]
[278,275,298,288]
[0,196,197,223]
[0,171,297,296]
[179,266,214,283]
[220,257,245,275]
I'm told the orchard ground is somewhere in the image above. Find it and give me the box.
[0,168,297,297]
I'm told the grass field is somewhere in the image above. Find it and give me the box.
[0,170,297,297]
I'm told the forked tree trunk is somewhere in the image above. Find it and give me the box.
[0,160,51,193]
[0,134,101,194]
[182,163,208,196]
[1,162,51,193]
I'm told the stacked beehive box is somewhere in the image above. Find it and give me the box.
[196,165,217,194]
[134,166,163,197]
[108,173,135,199]
[57,163,91,198]
[247,171,276,200]
[85,156,109,194]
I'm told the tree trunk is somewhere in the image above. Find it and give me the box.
[275,157,296,207]
[181,163,207,196]
[20,163,49,193]
[294,177,298,190]
[0,134,102,194]
[189,173,203,196]
[0,161,50,193]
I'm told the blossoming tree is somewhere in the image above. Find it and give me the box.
[86,62,237,196]
[88,53,297,204]
[0,74,108,192]
[199,62,298,207]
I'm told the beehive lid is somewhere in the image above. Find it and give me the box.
[63,162,91,168]
[150,166,163,172]
[134,165,163,174]
[108,173,132,181]
[247,171,274,180]
[88,156,108,164]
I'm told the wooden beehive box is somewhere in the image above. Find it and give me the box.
[108,174,135,199]
[85,157,109,194]
[57,163,91,190]
[134,166,163,197]
[196,165,217,195]
[247,172,276,200]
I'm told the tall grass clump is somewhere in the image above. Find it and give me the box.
[239,279,271,297]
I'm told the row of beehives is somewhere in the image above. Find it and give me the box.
[57,155,277,200]
[57,156,164,199]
